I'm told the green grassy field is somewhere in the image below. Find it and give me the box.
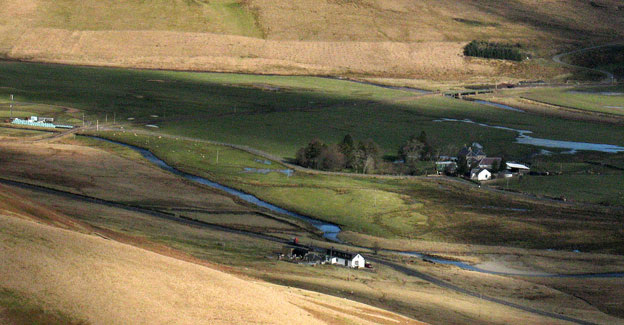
[81,131,624,252]
[36,0,263,37]
[2,61,624,161]
[2,60,624,212]
[501,155,624,205]
[82,132,427,237]
[506,174,624,205]
[0,127,49,137]
[520,86,624,116]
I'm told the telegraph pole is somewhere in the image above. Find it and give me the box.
[9,94,13,119]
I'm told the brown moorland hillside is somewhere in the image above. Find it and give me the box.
[0,0,622,80]
[0,187,421,325]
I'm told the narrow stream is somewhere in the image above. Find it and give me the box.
[89,136,624,278]
[434,118,624,153]
[88,136,342,242]
[472,99,525,112]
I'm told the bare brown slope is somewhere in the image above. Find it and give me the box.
[0,208,420,324]
[252,0,623,44]
[4,28,502,79]
[3,0,623,79]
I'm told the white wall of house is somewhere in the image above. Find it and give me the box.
[330,257,347,266]
[348,254,366,268]
[328,254,366,268]
[476,169,491,181]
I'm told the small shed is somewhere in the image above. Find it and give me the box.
[506,162,530,174]
[282,246,309,258]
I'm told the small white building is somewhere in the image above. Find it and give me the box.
[326,248,366,268]
[470,168,491,181]
[506,162,530,174]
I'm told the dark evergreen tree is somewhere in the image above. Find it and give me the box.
[499,157,508,172]
[339,134,354,155]
[457,156,469,176]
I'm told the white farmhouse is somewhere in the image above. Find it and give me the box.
[470,168,491,181]
[326,248,365,268]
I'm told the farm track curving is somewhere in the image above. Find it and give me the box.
[553,43,621,83]
[0,177,599,324]
[369,257,597,325]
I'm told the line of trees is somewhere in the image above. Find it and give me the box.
[295,132,449,175]
[463,40,525,62]
[295,135,382,173]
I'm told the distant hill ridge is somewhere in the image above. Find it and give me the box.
[0,0,622,79]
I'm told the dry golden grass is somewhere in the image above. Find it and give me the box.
[250,0,536,42]
[0,138,620,324]
[342,231,624,275]
[0,139,247,210]
[267,269,571,325]
[1,0,622,79]
[0,212,421,324]
[5,28,501,79]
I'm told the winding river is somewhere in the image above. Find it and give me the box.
[89,136,624,278]
[89,136,342,242]
[434,118,624,153]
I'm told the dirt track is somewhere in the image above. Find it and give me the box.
[0,210,420,324]
[0,175,599,325]
[553,44,620,83]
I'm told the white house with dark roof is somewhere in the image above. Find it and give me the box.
[326,248,365,268]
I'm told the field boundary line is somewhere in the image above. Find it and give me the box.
[519,97,624,120]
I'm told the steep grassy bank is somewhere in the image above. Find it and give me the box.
[2,0,622,79]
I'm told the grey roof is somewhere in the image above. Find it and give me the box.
[479,157,502,165]
[471,149,486,157]
[457,147,471,157]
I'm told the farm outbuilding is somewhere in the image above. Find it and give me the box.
[326,248,365,268]
[506,162,530,174]
[282,246,309,258]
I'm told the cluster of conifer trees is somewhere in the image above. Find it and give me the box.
[463,40,525,61]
